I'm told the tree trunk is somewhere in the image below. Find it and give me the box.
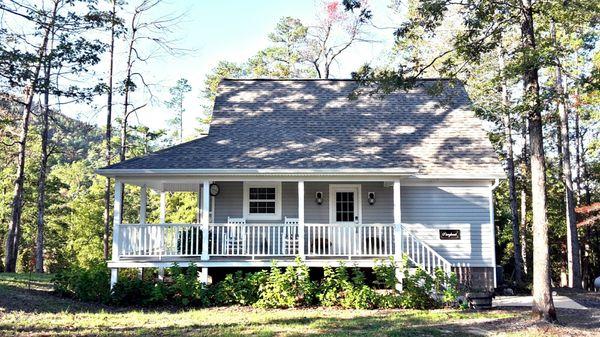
[555,59,582,289]
[5,1,58,272]
[35,31,55,273]
[103,0,117,260]
[520,117,529,275]
[520,0,556,322]
[500,50,524,286]
[574,104,582,204]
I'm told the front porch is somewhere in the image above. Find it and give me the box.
[108,177,453,287]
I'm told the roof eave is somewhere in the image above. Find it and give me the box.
[96,167,505,180]
[96,168,419,178]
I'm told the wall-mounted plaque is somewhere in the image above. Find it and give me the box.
[439,229,461,240]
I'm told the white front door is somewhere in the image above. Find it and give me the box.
[330,185,361,225]
[329,185,361,255]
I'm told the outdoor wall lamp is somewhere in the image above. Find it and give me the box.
[315,191,323,205]
[367,192,376,205]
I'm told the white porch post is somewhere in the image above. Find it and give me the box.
[298,180,305,259]
[201,180,210,260]
[110,180,123,289]
[199,268,209,284]
[393,179,403,291]
[159,192,166,223]
[140,184,147,224]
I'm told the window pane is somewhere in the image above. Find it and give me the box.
[335,192,355,222]
[249,187,275,200]
[249,201,276,214]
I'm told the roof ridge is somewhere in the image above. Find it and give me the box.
[220,78,457,82]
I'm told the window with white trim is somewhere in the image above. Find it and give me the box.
[243,182,282,220]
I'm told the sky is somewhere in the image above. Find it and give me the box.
[71,0,403,138]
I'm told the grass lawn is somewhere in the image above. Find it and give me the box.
[0,273,597,337]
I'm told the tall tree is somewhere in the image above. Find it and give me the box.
[165,78,191,144]
[551,20,582,289]
[519,0,556,320]
[1,0,59,272]
[119,0,182,162]
[104,0,119,260]
[500,49,525,286]
[35,26,55,273]
[304,1,369,79]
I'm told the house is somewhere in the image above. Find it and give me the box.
[97,79,504,290]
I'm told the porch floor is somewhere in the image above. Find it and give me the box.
[108,255,391,268]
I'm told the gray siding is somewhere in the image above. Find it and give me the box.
[214,181,394,224]
[361,182,393,223]
[213,182,243,222]
[401,185,493,267]
[304,182,330,223]
[212,181,493,267]
[214,182,299,223]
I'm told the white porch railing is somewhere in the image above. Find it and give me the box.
[116,222,453,276]
[397,223,452,274]
[305,223,394,257]
[208,223,299,257]
[118,224,203,257]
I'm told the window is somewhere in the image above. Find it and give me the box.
[249,187,276,214]
[243,182,281,220]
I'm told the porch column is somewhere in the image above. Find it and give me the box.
[393,180,403,291]
[140,184,147,224]
[298,181,305,259]
[159,192,166,223]
[110,180,123,289]
[201,180,210,260]
[111,180,123,261]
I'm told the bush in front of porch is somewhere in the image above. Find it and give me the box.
[53,256,459,310]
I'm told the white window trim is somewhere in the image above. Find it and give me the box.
[243,182,282,220]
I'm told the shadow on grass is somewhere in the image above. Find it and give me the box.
[0,313,514,337]
[2,281,598,336]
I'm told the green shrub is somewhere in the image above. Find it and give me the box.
[375,291,403,308]
[435,268,459,306]
[372,256,460,309]
[399,267,437,309]
[255,258,316,308]
[318,265,377,309]
[111,278,155,306]
[373,257,398,289]
[318,265,351,307]
[53,262,111,303]
[169,264,210,307]
[214,270,267,305]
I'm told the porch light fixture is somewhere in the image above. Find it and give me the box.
[315,191,323,205]
[367,192,376,205]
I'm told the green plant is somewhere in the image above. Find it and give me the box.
[169,263,210,307]
[214,270,267,305]
[318,265,377,309]
[318,265,350,307]
[373,257,398,289]
[53,262,111,303]
[434,268,459,306]
[399,266,437,309]
[255,258,316,308]
[111,277,155,306]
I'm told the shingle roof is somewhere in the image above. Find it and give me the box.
[101,79,504,177]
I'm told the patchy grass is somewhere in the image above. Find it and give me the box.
[0,273,598,336]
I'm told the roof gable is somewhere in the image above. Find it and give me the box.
[101,79,504,177]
